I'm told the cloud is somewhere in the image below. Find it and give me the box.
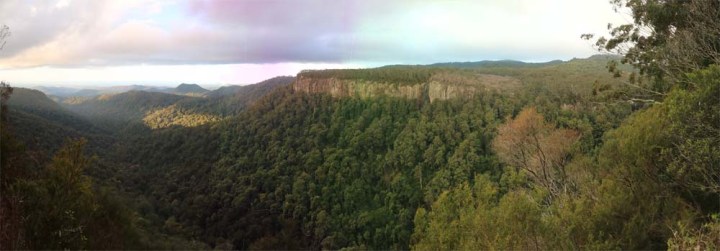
[0,0,159,67]
[0,0,629,69]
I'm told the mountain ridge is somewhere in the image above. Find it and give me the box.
[292,55,622,101]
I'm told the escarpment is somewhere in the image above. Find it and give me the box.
[292,71,521,102]
[292,76,424,99]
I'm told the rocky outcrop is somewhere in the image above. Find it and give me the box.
[292,74,519,102]
[292,76,423,99]
[426,82,483,102]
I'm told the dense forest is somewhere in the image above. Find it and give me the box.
[2,0,720,250]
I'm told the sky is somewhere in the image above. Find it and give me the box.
[0,0,629,87]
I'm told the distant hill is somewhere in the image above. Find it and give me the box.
[59,77,294,131]
[178,76,296,116]
[205,85,243,97]
[6,88,111,154]
[196,76,295,115]
[426,54,621,69]
[585,54,623,61]
[295,54,629,101]
[35,86,81,97]
[104,85,161,93]
[174,83,208,94]
[63,91,193,131]
[428,59,563,68]
[39,84,209,99]
[8,88,65,111]
[206,76,294,97]
[73,88,102,97]
[38,84,158,98]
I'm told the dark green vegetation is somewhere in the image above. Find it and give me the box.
[120,86,510,249]
[57,76,294,132]
[64,91,192,131]
[194,76,295,116]
[5,88,111,155]
[0,75,296,249]
[2,1,720,249]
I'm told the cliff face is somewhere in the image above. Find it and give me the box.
[292,74,518,102]
[427,83,483,102]
[292,76,423,99]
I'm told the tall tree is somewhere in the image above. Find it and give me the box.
[585,1,720,87]
[492,107,580,197]
[17,139,97,249]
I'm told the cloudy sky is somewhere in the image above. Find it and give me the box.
[0,0,628,87]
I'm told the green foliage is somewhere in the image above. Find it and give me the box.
[9,139,142,249]
[142,104,221,129]
[588,1,720,94]
[667,217,720,250]
[662,66,720,197]
[411,65,720,250]
[183,76,295,117]
[10,55,714,250]
[111,84,509,249]
[591,67,720,249]
[92,56,640,249]
[63,77,295,133]
[63,91,191,131]
[1,84,195,249]
[5,88,111,154]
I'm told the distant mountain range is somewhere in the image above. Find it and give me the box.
[7,76,297,138]
[426,54,621,68]
[35,55,623,99]
[36,83,211,98]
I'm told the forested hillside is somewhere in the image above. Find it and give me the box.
[60,77,295,132]
[174,83,208,95]
[0,77,294,249]
[2,1,720,248]
[5,88,111,155]
[63,91,193,132]
[93,55,639,249]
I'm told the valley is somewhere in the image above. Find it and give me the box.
[2,1,720,249]
[4,56,641,249]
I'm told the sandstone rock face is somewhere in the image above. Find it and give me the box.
[293,74,519,102]
[293,76,424,99]
[427,82,481,102]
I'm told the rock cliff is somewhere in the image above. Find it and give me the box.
[292,73,520,102]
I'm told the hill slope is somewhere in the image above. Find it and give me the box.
[62,76,295,131]
[174,83,208,94]
[6,88,111,154]
[195,76,295,115]
[106,56,639,249]
[63,91,192,131]
[293,56,625,102]
[13,55,677,250]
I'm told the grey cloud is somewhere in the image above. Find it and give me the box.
[0,1,84,56]
[0,0,382,66]
[0,0,604,68]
